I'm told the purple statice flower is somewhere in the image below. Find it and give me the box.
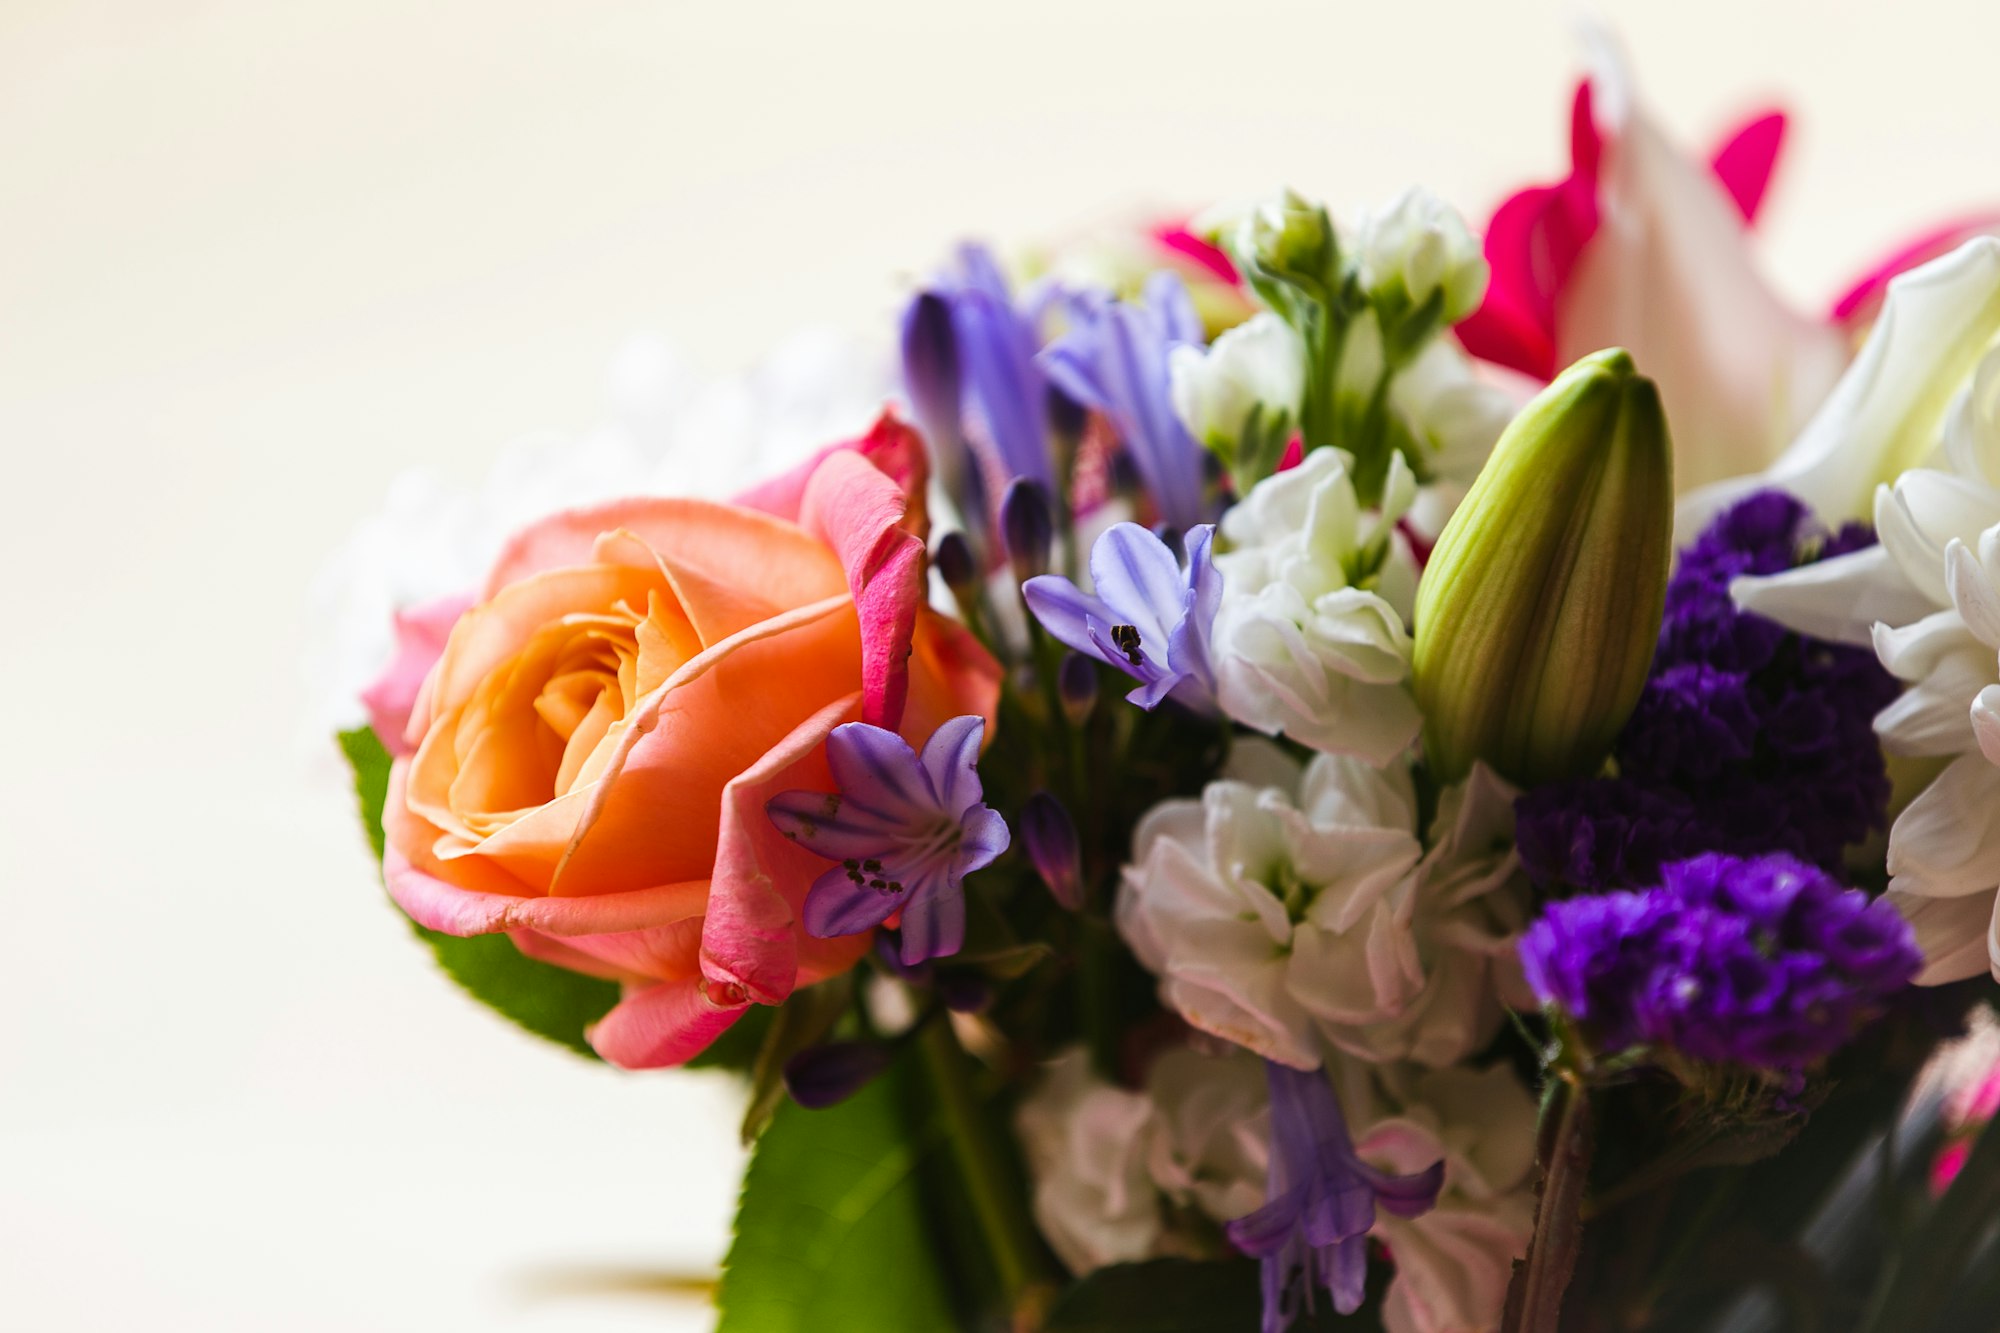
[767,716,1010,966]
[1022,521,1220,711]
[1040,273,1211,534]
[1227,1062,1444,1330]
[1515,490,1899,891]
[1520,852,1922,1077]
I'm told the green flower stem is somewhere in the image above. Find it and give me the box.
[1502,1075,1595,1333]
[916,1018,1055,1325]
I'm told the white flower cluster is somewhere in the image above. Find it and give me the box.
[1017,1043,1537,1333]
[1117,738,1528,1070]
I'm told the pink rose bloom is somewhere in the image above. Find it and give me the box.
[366,414,1000,1068]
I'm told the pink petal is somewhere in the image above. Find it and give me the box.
[1152,221,1240,285]
[1708,110,1787,225]
[1832,214,2000,330]
[700,692,868,1008]
[360,592,473,756]
[384,843,712,937]
[734,410,931,538]
[1456,81,1604,381]
[587,974,750,1070]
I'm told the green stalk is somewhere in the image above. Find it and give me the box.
[1857,1116,2000,1333]
[916,1019,1055,1326]
[1503,1076,1595,1333]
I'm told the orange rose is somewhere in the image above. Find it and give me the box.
[379,416,999,1067]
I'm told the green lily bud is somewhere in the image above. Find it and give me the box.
[1412,348,1673,787]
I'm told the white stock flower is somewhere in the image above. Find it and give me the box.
[1015,1042,1270,1275]
[1733,335,2000,982]
[1015,1049,1164,1275]
[1212,447,1424,763]
[1116,740,1526,1070]
[1168,312,1305,451]
[1331,1059,1537,1333]
[1353,188,1488,326]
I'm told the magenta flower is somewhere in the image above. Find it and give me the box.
[768,716,1010,966]
[1227,1062,1444,1330]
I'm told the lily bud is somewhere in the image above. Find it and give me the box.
[1412,348,1673,787]
[1000,478,1055,583]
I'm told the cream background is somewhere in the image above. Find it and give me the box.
[2,1,1995,1328]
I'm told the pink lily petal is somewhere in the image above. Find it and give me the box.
[360,592,472,756]
[1456,82,1603,381]
[1708,110,1787,225]
[1832,214,2000,331]
[1152,221,1240,285]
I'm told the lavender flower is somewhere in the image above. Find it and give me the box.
[1019,792,1083,910]
[1022,522,1220,711]
[1520,852,1922,1076]
[1515,490,1899,891]
[1041,273,1211,534]
[1226,1062,1443,1330]
[767,716,1011,965]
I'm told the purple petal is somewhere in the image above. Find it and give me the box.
[1226,1187,1304,1257]
[802,865,910,938]
[767,788,905,860]
[826,723,936,817]
[955,803,1012,875]
[1361,1158,1447,1218]
[784,1040,896,1109]
[1144,270,1207,350]
[1323,1234,1369,1316]
[896,883,967,964]
[1089,522,1183,644]
[952,285,1051,488]
[1167,524,1222,694]
[920,715,987,817]
[1022,575,1121,661]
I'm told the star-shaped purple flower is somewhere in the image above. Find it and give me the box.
[1022,521,1221,712]
[767,716,1010,966]
[1227,1062,1444,1330]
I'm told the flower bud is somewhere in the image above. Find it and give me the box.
[1222,189,1339,294]
[933,530,977,594]
[783,1040,896,1110]
[1057,652,1099,726]
[900,292,962,451]
[1000,478,1055,583]
[1412,348,1673,787]
[1169,312,1305,457]
[1354,188,1487,336]
[1020,791,1084,910]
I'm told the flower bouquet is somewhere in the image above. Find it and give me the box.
[329,44,2000,1333]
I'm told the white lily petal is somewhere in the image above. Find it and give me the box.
[1730,546,1935,647]
[1684,237,2000,535]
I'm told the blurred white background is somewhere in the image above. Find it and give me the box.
[3,1,1997,1328]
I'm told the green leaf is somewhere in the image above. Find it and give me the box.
[717,1064,955,1333]
[1045,1258,1384,1332]
[336,725,393,861]
[335,726,618,1059]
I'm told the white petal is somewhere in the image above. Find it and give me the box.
[1972,685,2000,765]
[1731,545,1936,647]
[1686,237,2000,533]
[1886,889,1997,985]
[1948,538,2000,649]
[1887,753,2000,894]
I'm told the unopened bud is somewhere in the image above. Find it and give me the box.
[933,530,977,594]
[1412,348,1673,787]
[1020,791,1085,911]
[783,1040,896,1110]
[1057,652,1099,726]
[1000,478,1055,583]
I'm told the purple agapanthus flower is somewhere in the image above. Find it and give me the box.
[903,243,1058,493]
[1021,521,1221,711]
[1040,272,1210,534]
[1227,1062,1444,1330]
[767,716,1010,966]
[1520,852,1922,1076]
